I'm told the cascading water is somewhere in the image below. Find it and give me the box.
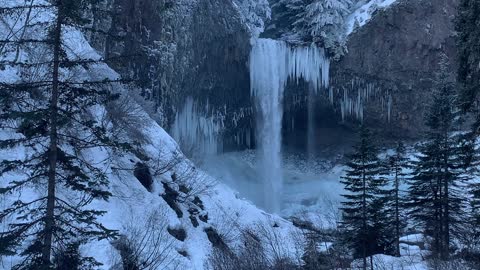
[249,38,330,212]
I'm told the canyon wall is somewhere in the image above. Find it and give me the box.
[94,0,460,151]
[330,0,459,138]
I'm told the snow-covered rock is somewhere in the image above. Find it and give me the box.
[346,0,400,35]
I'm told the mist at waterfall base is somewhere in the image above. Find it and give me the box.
[201,151,344,220]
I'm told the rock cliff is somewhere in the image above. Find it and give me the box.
[330,0,459,138]
[95,0,460,150]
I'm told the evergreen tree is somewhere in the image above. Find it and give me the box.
[268,0,355,57]
[339,126,389,270]
[386,142,409,257]
[455,0,480,244]
[0,0,129,268]
[456,0,480,114]
[269,0,308,39]
[472,180,480,237]
[407,57,467,260]
[302,0,352,56]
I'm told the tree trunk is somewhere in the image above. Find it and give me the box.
[42,2,62,265]
[362,166,367,270]
[395,168,400,257]
[435,171,442,260]
[443,152,450,260]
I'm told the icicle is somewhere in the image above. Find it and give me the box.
[171,97,223,157]
[329,87,334,104]
[387,92,392,123]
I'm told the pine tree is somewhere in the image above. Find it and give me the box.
[0,1,130,268]
[456,0,480,114]
[303,0,352,55]
[339,126,389,270]
[455,0,480,246]
[472,180,480,236]
[386,142,409,257]
[268,0,354,57]
[407,56,467,260]
[269,0,308,39]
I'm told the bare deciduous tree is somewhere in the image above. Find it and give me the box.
[111,209,181,270]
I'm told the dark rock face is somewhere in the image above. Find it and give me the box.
[133,162,153,192]
[103,0,252,138]
[330,0,459,138]
[94,0,460,150]
[167,227,187,241]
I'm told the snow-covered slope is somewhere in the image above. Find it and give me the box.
[346,0,400,35]
[0,2,302,269]
[0,110,303,269]
[70,113,302,269]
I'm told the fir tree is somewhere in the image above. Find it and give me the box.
[269,0,308,39]
[472,181,480,237]
[456,0,480,114]
[0,0,130,268]
[386,142,409,257]
[269,0,354,57]
[339,126,389,270]
[302,0,352,56]
[407,56,467,260]
[455,0,480,245]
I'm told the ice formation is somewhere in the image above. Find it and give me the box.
[338,81,393,122]
[171,97,224,158]
[249,38,330,212]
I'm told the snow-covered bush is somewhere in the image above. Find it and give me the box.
[105,92,151,145]
[206,226,299,270]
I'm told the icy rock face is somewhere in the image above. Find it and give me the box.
[330,0,459,137]
[171,97,224,158]
[97,0,253,146]
[250,39,329,212]
[93,0,461,148]
[263,0,459,140]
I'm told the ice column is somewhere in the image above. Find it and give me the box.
[249,38,330,212]
[171,97,224,158]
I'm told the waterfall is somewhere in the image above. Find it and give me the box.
[249,38,330,212]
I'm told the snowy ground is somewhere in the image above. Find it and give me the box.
[0,113,305,270]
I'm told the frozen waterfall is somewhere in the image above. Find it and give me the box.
[249,38,330,212]
[172,97,224,158]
